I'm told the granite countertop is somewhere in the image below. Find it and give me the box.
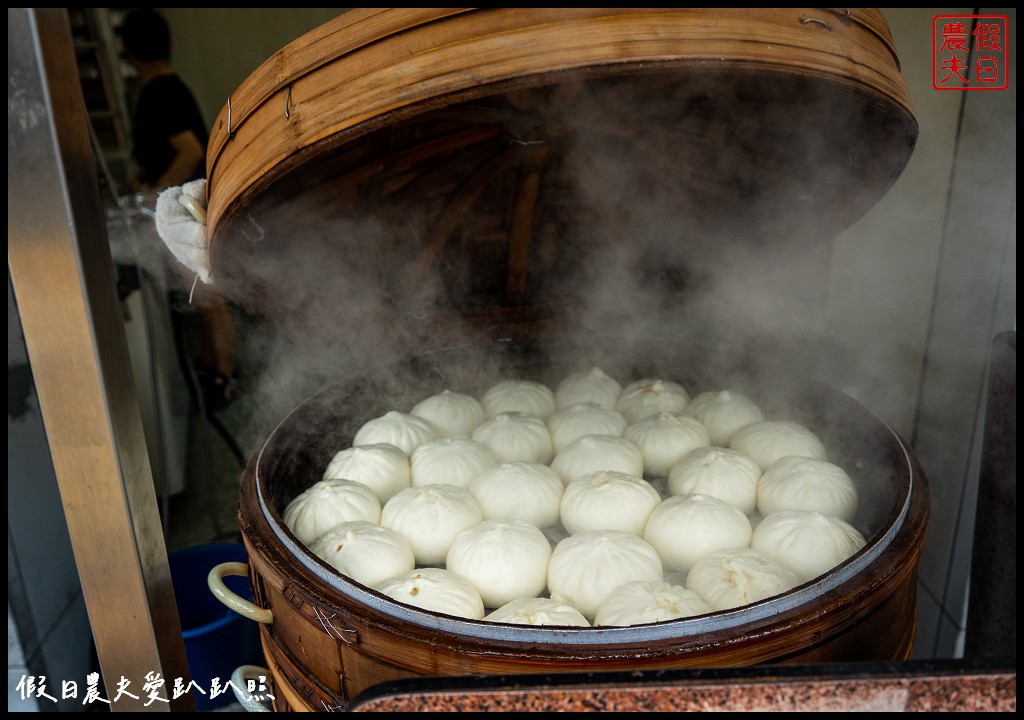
[347,658,1015,712]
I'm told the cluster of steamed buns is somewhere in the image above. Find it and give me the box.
[283,367,867,627]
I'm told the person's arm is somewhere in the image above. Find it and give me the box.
[155,129,205,189]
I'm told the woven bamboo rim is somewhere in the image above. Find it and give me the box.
[205,8,916,259]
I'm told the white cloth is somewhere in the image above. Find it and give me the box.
[154,179,212,284]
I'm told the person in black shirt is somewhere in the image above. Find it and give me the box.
[119,9,238,408]
[119,8,207,192]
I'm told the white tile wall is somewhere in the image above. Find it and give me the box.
[830,8,1016,659]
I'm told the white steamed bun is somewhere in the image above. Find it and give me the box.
[322,443,410,503]
[375,567,485,620]
[380,484,482,565]
[283,479,382,545]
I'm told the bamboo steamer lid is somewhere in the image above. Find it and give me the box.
[204,8,917,326]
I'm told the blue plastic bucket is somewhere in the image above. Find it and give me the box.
[168,543,263,711]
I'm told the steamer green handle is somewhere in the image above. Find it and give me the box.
[208,562,274,624]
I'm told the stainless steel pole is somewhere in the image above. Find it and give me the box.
[7,8,194,712]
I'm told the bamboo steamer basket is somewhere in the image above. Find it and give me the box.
[202,9,927,712]
[218,336,929,712]
[202,8,917,333]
